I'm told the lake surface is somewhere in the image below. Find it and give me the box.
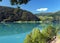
[0,22,60,43]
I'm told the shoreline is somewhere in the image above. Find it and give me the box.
[51,36,60,43]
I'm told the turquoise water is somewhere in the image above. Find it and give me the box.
[0,23,59,43]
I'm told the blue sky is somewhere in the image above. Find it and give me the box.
[0,0,60,14]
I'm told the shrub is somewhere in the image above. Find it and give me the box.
[24,26,59,43]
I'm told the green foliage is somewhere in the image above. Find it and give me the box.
[24,34,32,43]
[0,0,30,8]
[24,28,46,43]
[0,0,30,5]
[42,25,56,39]
[24,26,59,43]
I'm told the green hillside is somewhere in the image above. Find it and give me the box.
[0,6,40,22]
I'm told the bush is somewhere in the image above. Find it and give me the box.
[42,25,56,39]
[24,26,59,43]
[24,28,46,43]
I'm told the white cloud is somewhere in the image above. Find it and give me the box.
[36,8,48,12]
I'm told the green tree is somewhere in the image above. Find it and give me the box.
[24,34,32,43]
[24,28,46,43]
[0,0,30,5]
[0,0,31,17]
[0,0,30,8]
[42,25,57,42]
[24,26,60,43]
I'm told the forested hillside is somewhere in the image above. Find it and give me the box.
[0,6,40,22]
[35,11,60,16]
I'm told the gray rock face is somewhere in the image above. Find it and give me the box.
[0,6,40,22]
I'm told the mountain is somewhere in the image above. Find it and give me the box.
[35,11,60,23]
[35,11,60,16]
[0,6,40,22]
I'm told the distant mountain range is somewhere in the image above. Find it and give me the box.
[0,6,40,22]
[35,11,60,16]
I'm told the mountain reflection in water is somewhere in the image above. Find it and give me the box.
[0,23,39,36]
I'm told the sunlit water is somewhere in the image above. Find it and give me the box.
[0,22,60,43]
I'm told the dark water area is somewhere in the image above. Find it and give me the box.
[0,22,60,43]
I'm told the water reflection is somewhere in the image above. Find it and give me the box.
[0,22,60,43]
[0,23,39,36]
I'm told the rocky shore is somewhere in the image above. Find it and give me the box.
[51,36,60,43]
